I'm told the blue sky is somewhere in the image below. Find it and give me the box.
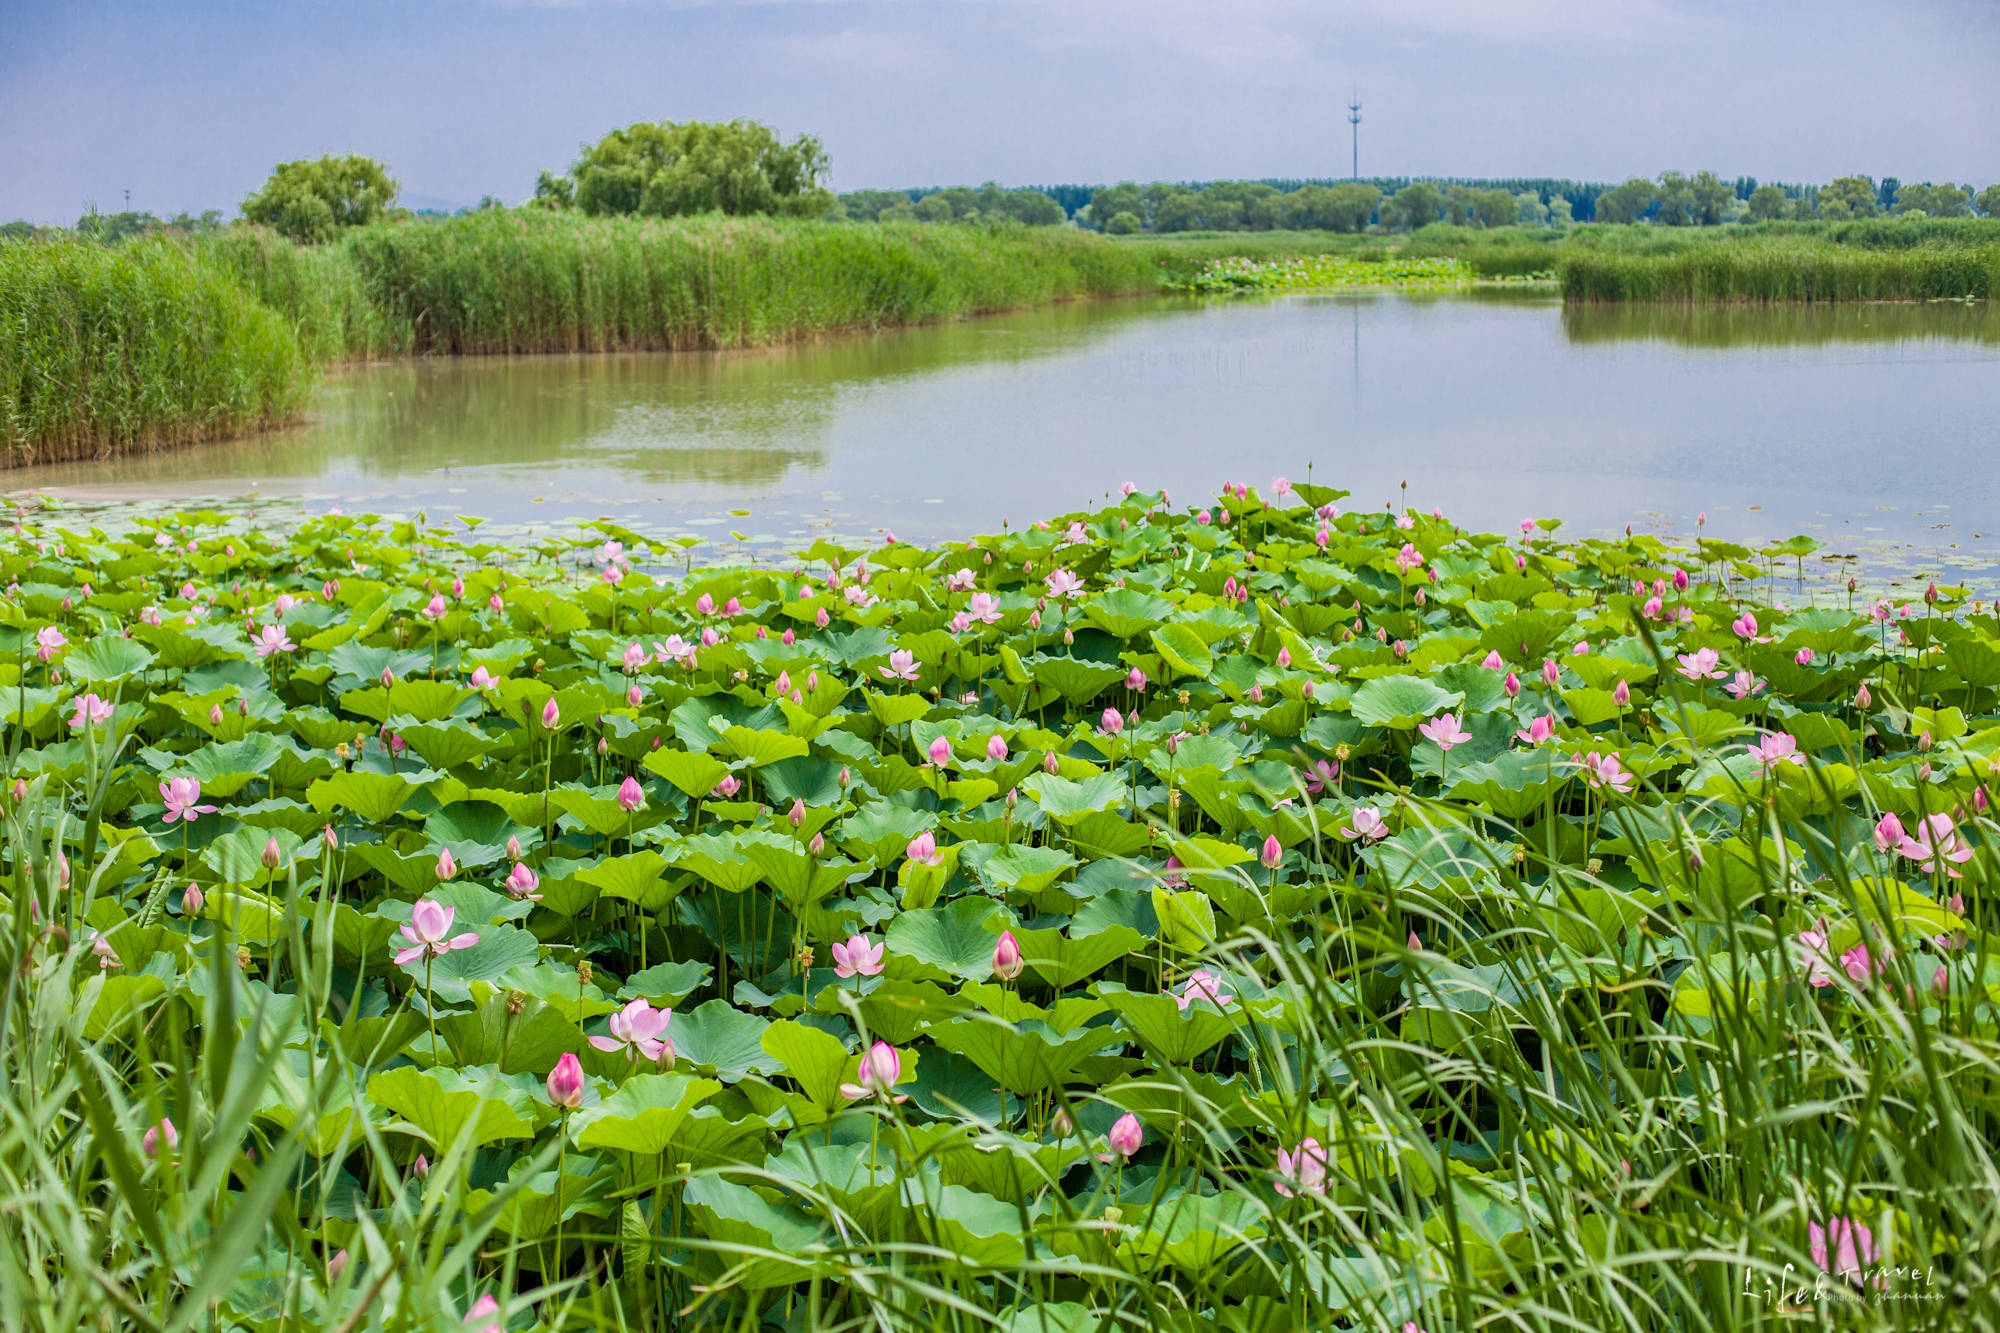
[1,0,1994,223]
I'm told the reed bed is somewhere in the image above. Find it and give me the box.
[1561,238,1999,302]
[0,236,308,465]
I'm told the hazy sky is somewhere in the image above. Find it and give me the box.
[2,0,1994,223]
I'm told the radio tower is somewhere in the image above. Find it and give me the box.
[1347,91,1362,180]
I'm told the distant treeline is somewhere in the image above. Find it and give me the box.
[831,173,2000,234]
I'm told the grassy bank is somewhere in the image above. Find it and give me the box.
[1562,237,1999,301]
[2,214,1164,461]
[0,236,308,465]
[5,487,1998,1330]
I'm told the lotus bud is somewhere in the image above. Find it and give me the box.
[436,847,456,881]
[182,883,204,915]
[1612,680,1630,706]
[986,734,1008,760]
[323,825,337,851]
[839,767,850,788]
[808,831,825,856]
[141,1118,178,1159]
[788,798,806,829]
[1044,751,1060,775]
[1028,610,1042,630]
[1101,707,1123,735]
[209,704,224,724]
[596,737,609,757]
[1920,730,1933,751]
[928,735,953,767]
[1302,680,1315,700]
[260,837,281,870]
[617,776,645,812]
[541,697,560,729]
[380,666,395,688]
[992,931,1024,981]
[412,1154,429,1180]
[1855,683,1872,709]
[1260,834,1283,870]
[1105,1112,1143,1161]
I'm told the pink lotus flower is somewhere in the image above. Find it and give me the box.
[1840,943,1883,983]
[68,693,113,729]
[1746,733,1803,774]
[419,594,447,621]
[469,666,500,691]
[1612,680,1630,706]
[1100,707,1123,736]
[1274,1137,1327,1197]
[1502,671,1521,699]
[1541,659,1561,689]
[839,1041,907,1101]
[1174,969,1235,1012]
[34,626,65,662]
[906,830,943,866]
[1260,834,1283,870]
[945,568,975,591]
[589,999,672,1063]
[1393,543,1421,573]
[1514,714,1557,747]
[1724,670,1762,700]
[1898,813,1974,877]
[1872,812,1905,853]
[1731,612,1773,644]
[616,776,645,813]
[1125,667,1147,692]
[1338,806,1389,842]
[985,734,1008,760]
[1854,683,1872,709]
[505,862,540,900]
[926,735,952,767]
[541,697,561,729]
[1418,712,1471,751]
[392,899,480,965]
[1100,1112,1144,1162]
[966,592,1003,624]
[546,1052,586,1108]
[711,775,740,799]
[142,1118,178,1158]
[1481,650,1504,670]
[435,847,456,881]
[1809,1217,1881,1287]
[831,934,885,978]
[992,931,1024,981]
[1044,568,1084,600]
[1675,648,1725,681]
[1573,751,1635,793]
[253,624,294,658]
[1797,925,1835,987]
[880,649,920,682]
[1304,758,1340,795]
[1794,647,1815,666]
[159,777,218,823]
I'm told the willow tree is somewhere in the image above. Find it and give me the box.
[539,120,834,220]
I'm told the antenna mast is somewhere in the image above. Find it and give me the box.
[1347,91,1362,180]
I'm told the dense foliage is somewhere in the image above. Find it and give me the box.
[240,155,401,245]
[537,121,834,222]
[4,482,1999,1331]
[0,236,307,464]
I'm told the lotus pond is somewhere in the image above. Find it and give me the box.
[7,482,2000,1332]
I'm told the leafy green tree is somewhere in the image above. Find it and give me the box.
[1979,185,2000,217]
[1892,182,1972,218]
[1688,171,1734,225]
[532,170,575,211]
[1515,191,1547,226]
[998,190,1065,226]
[1385,182,1444,231]
[1593,178,1656,225]
[1546,195,1574,227]
[1816,176,1879,220]
[559,120,831,220]
[1086,183,1145,230]
[1471,189,1517,229]
[1104,210,1141,235]
[878,200,916,223]
[1745,184,1790,221]
[913,193,957,223]
[241,154,398,243]
[1284,183,1378,231]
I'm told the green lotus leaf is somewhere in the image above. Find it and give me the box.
[364,1065,541,1149]
[572,1073,724,1156]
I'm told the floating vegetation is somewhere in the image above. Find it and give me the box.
[5,482,2000,1330]
[1171,254,1473,293]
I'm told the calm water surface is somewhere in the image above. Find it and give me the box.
[18,292,1999,587]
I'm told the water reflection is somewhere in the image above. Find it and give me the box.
[1563,299,2000,348]
[12,292,1997,592]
